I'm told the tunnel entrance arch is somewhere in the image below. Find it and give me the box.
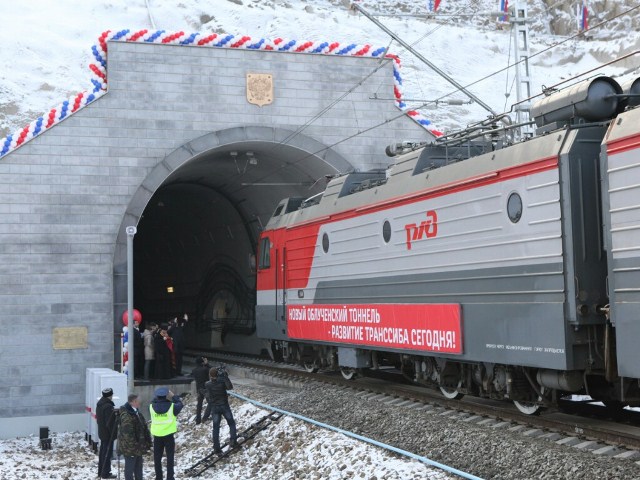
[113,125,352,356]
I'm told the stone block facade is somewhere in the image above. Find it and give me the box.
[0,40,430,434]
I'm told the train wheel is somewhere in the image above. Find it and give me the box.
[303,361,319,373]
[439,380,464,400]
[513,387,545,415]
[340,367,357,380]
[513,399,541,415]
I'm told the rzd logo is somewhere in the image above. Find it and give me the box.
[404,210,438,250]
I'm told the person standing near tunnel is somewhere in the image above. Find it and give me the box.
[168,315,187,376]
[204,365,237,454]
[191,356,210,425]
[154,324,172,379]
[96,388,118,479]
[143,322,157,380]
[149,387,183,480]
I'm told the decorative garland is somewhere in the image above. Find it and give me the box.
[0,30,441,159]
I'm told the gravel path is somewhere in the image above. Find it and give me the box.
[231,379,640,480]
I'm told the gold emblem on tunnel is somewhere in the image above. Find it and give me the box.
[246,73,273,107]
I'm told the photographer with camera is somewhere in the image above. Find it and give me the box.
[203,365,237,455]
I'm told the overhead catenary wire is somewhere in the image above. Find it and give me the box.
[265,0,483,157]
[352,1,497,115]
[199,3,640,202]
[145,0,157,30]
[233,0,491,194]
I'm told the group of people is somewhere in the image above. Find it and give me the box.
[137,314,188,381]
[96,358,238,480]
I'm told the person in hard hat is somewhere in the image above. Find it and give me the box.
[149,387,183,480]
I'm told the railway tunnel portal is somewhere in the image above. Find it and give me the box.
[114,126,352,354]
[0,35,435,428]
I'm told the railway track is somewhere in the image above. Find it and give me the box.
[185,349,640,462]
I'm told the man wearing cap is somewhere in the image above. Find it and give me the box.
[96,387,118,479]
[149,387,183,480]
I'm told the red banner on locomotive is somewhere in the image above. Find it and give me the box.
[287,304,462,354]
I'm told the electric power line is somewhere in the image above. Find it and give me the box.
[264,0,484,158]
[229,3,640,198]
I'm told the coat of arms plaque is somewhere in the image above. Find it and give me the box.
[246,73,273,107]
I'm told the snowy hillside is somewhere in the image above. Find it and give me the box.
[0,0,638,138]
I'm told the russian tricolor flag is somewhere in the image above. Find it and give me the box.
[428,0,441,12]
[577,1,589,31]
[498,0,509,22]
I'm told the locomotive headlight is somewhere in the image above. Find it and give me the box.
[298,290,304,298]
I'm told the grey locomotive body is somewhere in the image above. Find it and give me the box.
[256,76,640,413]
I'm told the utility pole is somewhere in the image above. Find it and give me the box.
[126,225,137,393]
[510,1,533,138]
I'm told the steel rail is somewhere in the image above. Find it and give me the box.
[230,391,484,480]
[185,350,640,451]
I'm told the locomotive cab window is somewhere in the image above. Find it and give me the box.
[258,237,271,269]
[272,204,284,217]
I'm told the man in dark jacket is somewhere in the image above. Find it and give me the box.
[149,387,183,480]
[118,393,152,480]
[96,388,118,479]
[190,356,210,424]
[204,366,237,454]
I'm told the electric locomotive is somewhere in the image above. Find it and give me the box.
[255,75,640,414]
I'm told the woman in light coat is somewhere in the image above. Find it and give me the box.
[143,323,157,380]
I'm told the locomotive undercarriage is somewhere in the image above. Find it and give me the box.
[270,340,555,414]
[400,355,552,414]
[268,337,640,414]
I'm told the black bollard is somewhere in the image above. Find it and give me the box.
[39,426,52,450]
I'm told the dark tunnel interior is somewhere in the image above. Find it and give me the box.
[131,141,342,353]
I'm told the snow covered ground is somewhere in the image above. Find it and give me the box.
[0,386,454,480]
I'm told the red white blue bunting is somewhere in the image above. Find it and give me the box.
[1,30,441,159]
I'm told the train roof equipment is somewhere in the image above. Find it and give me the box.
[530,76,623,133]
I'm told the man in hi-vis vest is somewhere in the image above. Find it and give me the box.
[149,387,183,480]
